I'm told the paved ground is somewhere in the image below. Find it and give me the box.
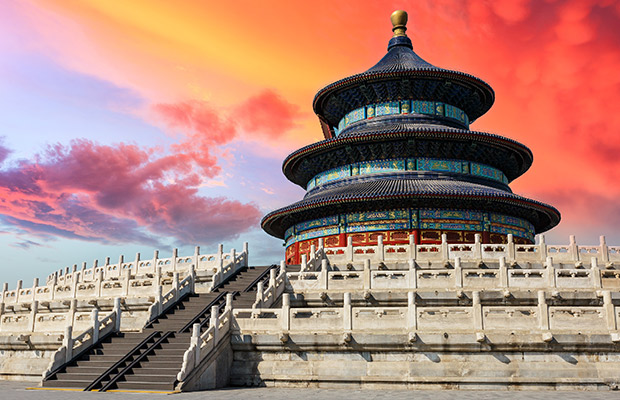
[2,381,620,399]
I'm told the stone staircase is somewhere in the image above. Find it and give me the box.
[42,265,273,392]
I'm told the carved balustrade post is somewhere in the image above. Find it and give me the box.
[51,273,58,300]
[347,236,354,262]
[320,259,329,290]
[472,291,483,332]
[80,262,87,283]
[32,278,39,302]
[363,259,371,290]
[254,282,263,309]
[591,258,602,288]
[474,234,482,260]
[71,271,79,299]
[15,280,22,303]
[210,305,219,343]
[155,265,162,296]
[407,291,417,332]
[157,285,163,316]
[194,246,200,272]
[152,250,159,275]
[217,244,224,266]
[173,272,180,302]
[441,234,449,261]
[600,235,609,263]
[506,234,515,262]
[103,257,110,280]
[91,309,99,343]
[123,268,131,297]
[310,244,316,268]
[408,259,417,289]
[172,248,178,272]
[568,235,578,261]
[537,290,550,331]
[409,233,417,260]
[113,297,122,332]
[90,260,98,282]
[192,323,200,367]
[226,293,233,312]
[189,264,196,294]
[499,256,508,288]
[378,235,385,261]
[117,255,124,279]
[95,269,103,298]
[134,252,140,273]
[67,299,77,332]
[538,234,548,262]
[545,256,556,288]
[281,293,290,331]
[243,242,249,267]
[343,292,352,331]
[29,300,38,332]
[602,291,617,332]
[64,325,73,363]
[454,257,462,288]
[269,268,276,295]
[300,254,308,274]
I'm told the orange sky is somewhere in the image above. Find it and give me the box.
[2,0,620,265]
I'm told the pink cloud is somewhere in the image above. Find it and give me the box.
[0,140,261,246]
[153,89,300,147]
[235,90,300,139]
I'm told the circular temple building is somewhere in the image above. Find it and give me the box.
[262,11,560,265]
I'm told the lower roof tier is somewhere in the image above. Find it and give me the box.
[261,177,560,239]
[283,123,533,187]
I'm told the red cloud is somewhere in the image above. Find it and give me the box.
[0,89,296,247]
[0,140,261,245]
[153,89,299,146]
[235,90,299,139]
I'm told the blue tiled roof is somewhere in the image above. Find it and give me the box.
[282,123,533,185]
[261,176,560,238]
[312,36,495,130]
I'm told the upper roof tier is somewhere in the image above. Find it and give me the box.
[312,11,495,139]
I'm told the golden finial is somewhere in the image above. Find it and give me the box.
[391,10,408,37]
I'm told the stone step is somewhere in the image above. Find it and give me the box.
[113,380,176,391]
[131,367,179,376]
[137,360,183,368]
[44,379,91,388]
[53,372,103,382]
[121,372,177,383]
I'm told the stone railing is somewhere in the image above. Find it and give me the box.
[233,291,620,344]
[208,250,248,291]
[0,244,248,336]
[288,256,619,293]
[147,270,196,323]
[176,294,234,385]
[44,243,248,286]
[299,240,327,272]
[252,262,287,309]
[321,234,620,265]
[0,244,248,306]
[42,298,122,379]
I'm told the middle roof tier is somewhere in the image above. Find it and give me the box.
[283,122,533,188]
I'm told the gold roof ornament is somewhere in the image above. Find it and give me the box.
[390,10,408,37]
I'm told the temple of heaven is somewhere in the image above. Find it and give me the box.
[262,10,560,265]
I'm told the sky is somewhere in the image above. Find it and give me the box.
[1,0,620,286]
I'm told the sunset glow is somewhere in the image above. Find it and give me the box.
[1,0,619,283]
